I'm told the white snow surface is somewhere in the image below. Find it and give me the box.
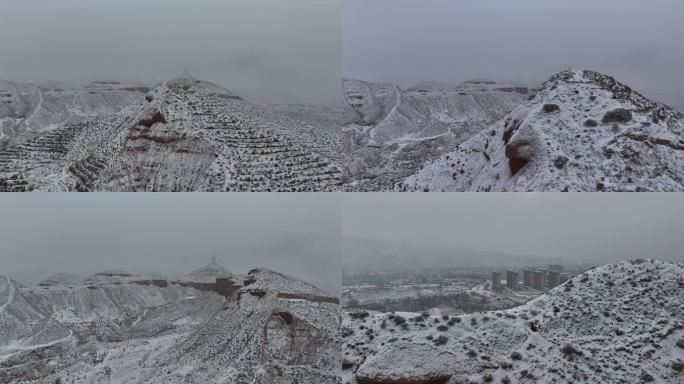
[341,259,684,384]
[0,266,340,384]
[403,70,684,192]
[0,77,341,192]
[240,267,336,299]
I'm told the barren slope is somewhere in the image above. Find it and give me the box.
[343,79,530,191]
[341,259,684,384]
[403,70,684,192]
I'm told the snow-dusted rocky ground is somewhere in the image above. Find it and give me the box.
[341,259,684,384]
[0,265,340,384]
[342,79,531,191]
[402,70,684,192]
[0,76,341,192]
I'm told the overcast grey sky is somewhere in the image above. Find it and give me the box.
[344,193,684,265]
[0,194,341,294]
[344,0,684,106]
[0,0,341,106]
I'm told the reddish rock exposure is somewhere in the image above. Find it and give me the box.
[276,292,340,304]
[114,108,215,191]
[262,310,332,366]
[505,140,532,176]
[132,279,168,288]
[215,277,241,298]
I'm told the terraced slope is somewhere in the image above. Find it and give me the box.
[0,77,341,191]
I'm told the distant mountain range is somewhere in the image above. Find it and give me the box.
[343,236,565,271]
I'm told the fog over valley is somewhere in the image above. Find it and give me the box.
[344,0,684,107]
[0,0,341,106]
[0,193,342,295]
[343,193,684,269]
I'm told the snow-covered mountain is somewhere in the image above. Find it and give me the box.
[166,268,340,384]
[0,264,340,383]
[0,76,341,192]
[402,70,684,192]
[343,79,531,190]
[180,259,239,284]
[341,259,684,384]
[0,80,147,146]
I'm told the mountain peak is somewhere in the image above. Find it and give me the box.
[402,70,684,192]
[183,259,237,283]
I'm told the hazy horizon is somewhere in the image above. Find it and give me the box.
[344,0,684,106]
[0,194,342,295]
[0,0,341,107]
[343,193,684,267]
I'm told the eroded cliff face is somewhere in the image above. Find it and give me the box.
[165,269,341,384]
[342,79,530,191]
[0,267,341,384]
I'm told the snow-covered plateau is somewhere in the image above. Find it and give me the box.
[341,259,684,384]
[0,263,341,384]
[344,70,684,191]
[0,76,341,192]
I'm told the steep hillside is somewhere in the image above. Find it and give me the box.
[341,259,684,384]
[0,273,223,383]
[161,268,341,383]
[343,79,530,190]
[0,267,340,384]
[403,70,684,192]
[0,77,341,192]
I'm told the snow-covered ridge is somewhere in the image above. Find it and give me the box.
[0,263,339,383]
[403,69,684,191]
[0,76,341,192]
[343,78,530,191]
[240,268,340,304]
[341,259,684,384]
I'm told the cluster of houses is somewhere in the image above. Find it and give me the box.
[491,265,573,292]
